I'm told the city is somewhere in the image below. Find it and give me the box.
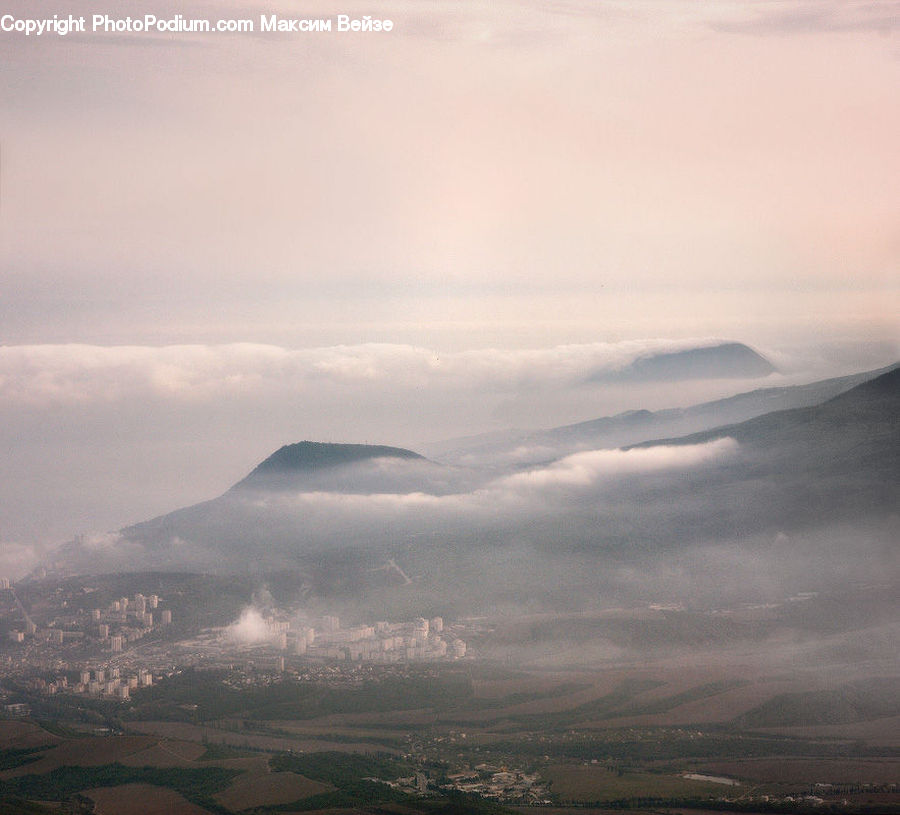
[0,573,469,711]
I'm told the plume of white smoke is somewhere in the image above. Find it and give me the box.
[0,541,46,581]
[226,606,278,645]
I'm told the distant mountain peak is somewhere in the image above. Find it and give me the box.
[232,441,425,490]
[591,342,776,383]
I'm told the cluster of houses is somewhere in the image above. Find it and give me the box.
[387,765,550,805]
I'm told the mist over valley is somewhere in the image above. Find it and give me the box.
[3,1,898,808]
[41,361,898,664]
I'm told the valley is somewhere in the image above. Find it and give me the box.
[1,363,897,814]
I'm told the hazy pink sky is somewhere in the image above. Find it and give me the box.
[0,0,899,557]
[2,0,897,349]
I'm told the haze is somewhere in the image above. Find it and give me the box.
[1,0,898,561]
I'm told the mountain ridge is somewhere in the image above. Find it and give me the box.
[589,341,776,383]
[632,365,900,451]
[427,362,898,465]
[53,361,898,603]
[232,441,426,491]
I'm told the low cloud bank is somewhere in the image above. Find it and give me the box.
[494,438,737,492]
[0,339,758,407]
[241,439,738,523]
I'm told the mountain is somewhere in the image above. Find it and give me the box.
[232,441,426,491]
[427,363,898,466]
[103,441,472,575]
[590,342,776,383]
[622,365,900,536]
[641,364,900,452]
[57,365,898,617]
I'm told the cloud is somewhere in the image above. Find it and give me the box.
[0,337,785,546]
[0,339,753,407]
[493,438,738,492]
[453,444,562,468]
[710,1,898,35]
[237,439,738,523]
[0,541,45,581]
[77,532,129,551]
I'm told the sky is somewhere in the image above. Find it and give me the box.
[1,0,898,561]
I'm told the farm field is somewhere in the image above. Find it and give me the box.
[2,654,899,814]
[509,809,762,815]
[754,714,900,746]
[510,810,797,815]
[695,758,900,785]
[580,677,804,728]
[126,719,394,754]
[83,783,213,815]
[0,720,59,750]
[0,735,166,778]
[213,768,330,809]
[543,763,727,802]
